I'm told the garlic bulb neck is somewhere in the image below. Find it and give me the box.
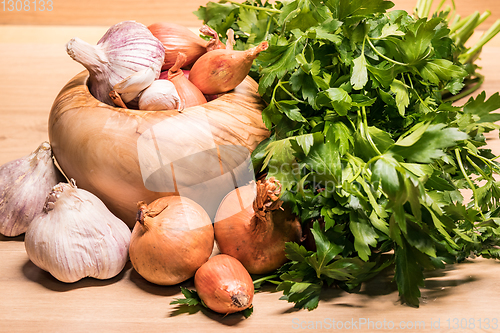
[66,37,108,73]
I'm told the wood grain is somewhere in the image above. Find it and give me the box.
[2,1,500,332]
[0,0,499,28]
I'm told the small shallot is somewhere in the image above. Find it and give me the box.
[149,23,224,71]
[189,41,268,95]
[168,52,207,108]
[194,254,254,315]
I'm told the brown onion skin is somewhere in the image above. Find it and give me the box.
[214,179,302,274]
[189,41,269,95]
[129,196,214,286]
[149,22,208,71]
[48,71,269,228]
[149,23,225,71]
[194,254,254,315]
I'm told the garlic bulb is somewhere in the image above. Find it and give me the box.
[138,79,180,111]
[24,181,131,283]
[0,142,62,237]
[66,20,165,106]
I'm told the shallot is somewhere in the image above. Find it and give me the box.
[168,52,207,108]
[194,254,254,315]
[149,23,224,71]
[129,196,214,285]
[189,41,268,95]
[214,178,302,274]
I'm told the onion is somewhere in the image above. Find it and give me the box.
[159,69,190,80]
[129,196,214,286]
[168,52,207,108]
[214,178,302,274]
[194,254,254,315]
[48,71,269,227]
[189,41,269,95]
[149,23,224,71]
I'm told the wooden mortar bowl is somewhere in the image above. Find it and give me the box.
[48,71,269,227]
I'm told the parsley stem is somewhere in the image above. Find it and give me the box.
[435,0,446,13]
[223,0,281,14]
[365,37,409,67]
[466,148,500,174]
[277,81,303,103]
[455,148,480,211]
[459,19,500,64]
[252,274,278,286]
[466,155,489,181]
[451,11,480,45]
[360,106,382,156]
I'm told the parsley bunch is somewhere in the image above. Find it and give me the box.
[195,0,500,308]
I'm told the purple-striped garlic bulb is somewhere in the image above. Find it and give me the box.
[0,142,62,237]
[25,181,131,283]
[66,20,165,106]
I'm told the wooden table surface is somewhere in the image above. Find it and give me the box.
[2,1,500,332]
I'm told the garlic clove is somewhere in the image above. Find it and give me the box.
[0,142,63,237]
[24,181,132,283]
[138,79,181,111]
[113,66,157,103]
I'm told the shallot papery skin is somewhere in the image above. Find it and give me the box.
[149,23,225,71]
[194,254,254,314]
[168,52,207,108]
[129,196,214,286]
[0,142,62,237]
[214,178,302,274]
[188,41,269,95]
[24,182,131,283]
[66,21,165,106]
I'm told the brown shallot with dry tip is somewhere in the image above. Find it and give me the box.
[214,178,302,274]
[66,21,164,106]
[168,52,207,108]
[0,142,62,237]
[194,254,254,315]
[149,23,224,71]
[189,40,269,95]
[129,197,214,285]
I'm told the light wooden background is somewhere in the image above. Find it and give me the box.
[0,0,499,28]
[1,1,500,332]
